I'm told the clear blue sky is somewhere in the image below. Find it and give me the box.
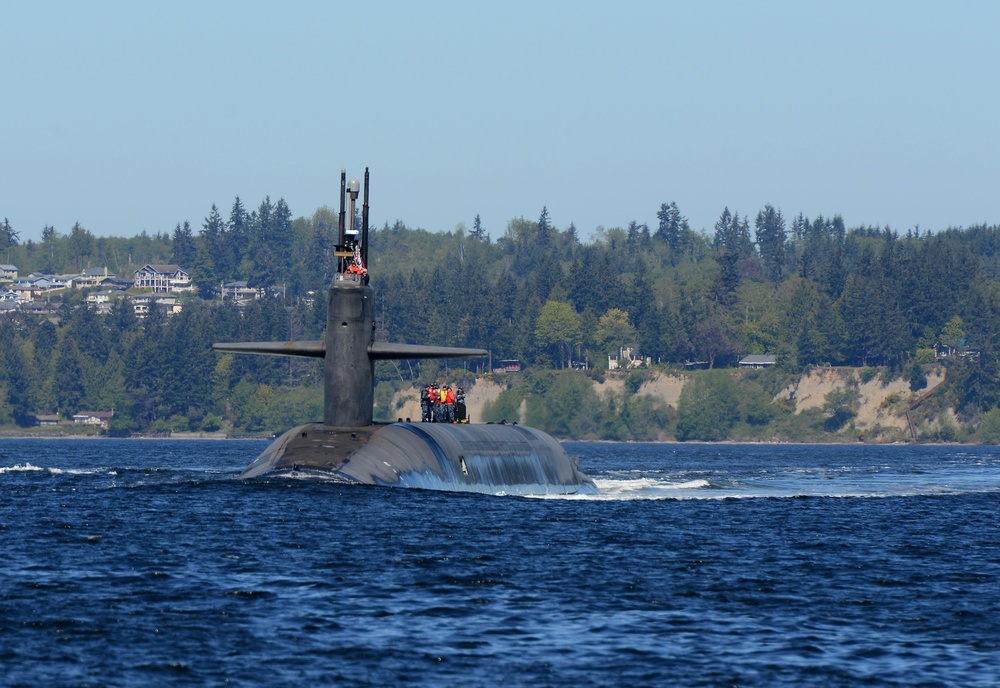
[2,1,998,243]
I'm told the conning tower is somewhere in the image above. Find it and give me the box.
[214,169,597,495]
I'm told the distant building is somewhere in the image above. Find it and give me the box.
[134,264,191,293]
[13,273,71,293]
[608,346,645,370]
[739,354,776,369]
[86,289,129,306]
[493,359,521,374]
[75,267,115,289]
[133,294,182,317]
[222,280,259,302]
[107,277,135,290]
[72,411,114,428]
[11,284,41,301]
[0,264,18,282]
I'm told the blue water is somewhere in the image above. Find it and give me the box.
[2,440,998,687]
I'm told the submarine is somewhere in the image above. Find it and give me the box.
[214,169,597,495]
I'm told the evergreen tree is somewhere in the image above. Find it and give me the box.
[66,221,95,271]
[655,201,686,256]
[40,225,60,272]
[171,220,197,269]
[755,204,786,282]
[537,207,552,248]
[471,214,486,241]
[196,204,227,288]
[228,196,249,275]
[0,217,19,262]
[55,337,85,418]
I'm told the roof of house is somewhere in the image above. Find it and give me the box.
[136,264,185,274]
[739,354,777,365]
[74,411,115,419]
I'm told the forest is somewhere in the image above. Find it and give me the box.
[1,196,1000,441]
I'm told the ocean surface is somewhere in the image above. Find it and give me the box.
[1,439,998,687]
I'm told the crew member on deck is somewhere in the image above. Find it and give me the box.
[420,384,432,422]
[445,385,456,423]
[455,387,467,423]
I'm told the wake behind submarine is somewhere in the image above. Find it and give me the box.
[214,169,597,495]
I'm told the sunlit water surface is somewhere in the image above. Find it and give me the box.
[2,439,998,686]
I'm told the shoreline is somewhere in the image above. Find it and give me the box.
[0,431,981,446]
[0,432,272,441]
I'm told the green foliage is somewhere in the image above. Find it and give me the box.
[482,386,525,425]
[822,383,861,431]
[596,308,637,355]
[940,315,965,354]
[534,301,581,369]
[974,408,1000,444]
[908,364,928,392]
[525,371,602,438]
[374,380,408,421]
[201,413,223,432]
[676,371,740,441]
[737,378,778,426]
[624,370,648,395]
[6,197,1000,438]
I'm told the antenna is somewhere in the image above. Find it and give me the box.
[362,167,370,268]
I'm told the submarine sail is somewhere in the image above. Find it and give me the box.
[214,168,597,495]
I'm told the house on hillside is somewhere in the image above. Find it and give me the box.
[133,264,191,293]
[14,274,70,292]
[222,280,258,302]
[72,410,114,428]
[739,354,777,369]
[492,359,522,373]
[11,283,41,301]
[133,294,182,317]
[0,264,18,282]
[608,346,646,370]
[86,289,129,307]
[75,267,115,289]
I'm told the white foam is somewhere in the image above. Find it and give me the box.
[0,463,101,476]
[530,476,716,500]
[595,477,710,492]
[0,463,45,473]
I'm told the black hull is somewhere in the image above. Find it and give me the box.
[241,422,598,496]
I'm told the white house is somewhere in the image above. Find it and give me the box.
[72,411,114,428]
[134,264,191,293]
[133,294,182,317]
[86,289,128,306]
[738,354,777,369]
[608,346,645,371]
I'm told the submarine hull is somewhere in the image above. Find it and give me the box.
[242,422,598,496]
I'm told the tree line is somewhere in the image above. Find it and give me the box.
[2,195,1000,436]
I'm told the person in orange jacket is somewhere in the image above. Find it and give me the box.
[444,385,456,423]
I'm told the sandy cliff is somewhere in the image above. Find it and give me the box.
[390,366,948,440]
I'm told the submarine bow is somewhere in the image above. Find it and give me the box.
[213,167,597,495]
[240,422,597,495]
